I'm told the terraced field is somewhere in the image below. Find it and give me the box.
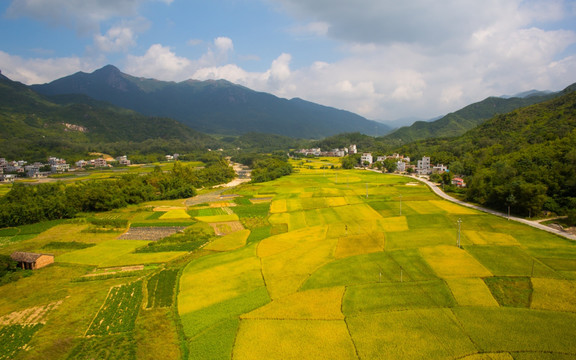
[1,162,575,359]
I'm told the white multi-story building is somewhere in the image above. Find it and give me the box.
[417,156,431,175]
[349,144,357,154]
[361,153,373,165]
[396,161,406,172]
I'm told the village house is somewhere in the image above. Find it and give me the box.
[432,164,448,174]
[116,155,131,166]
[361,153,373,165]
[452,177,466,187]
[417,156,431,174]
[10,252,55,270]
[92,158,109,168]
[349,144,357,154]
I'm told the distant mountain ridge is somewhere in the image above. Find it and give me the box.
[31,65,391,138]
[383,86,573,143]
[0,72,216,160]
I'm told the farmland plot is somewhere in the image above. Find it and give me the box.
[86,280,143,335]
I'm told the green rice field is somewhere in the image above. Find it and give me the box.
[1,162,575,359]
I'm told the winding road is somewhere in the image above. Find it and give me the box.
[405,175,576,241]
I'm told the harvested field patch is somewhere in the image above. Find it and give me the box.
[209,221,244,235]
[119,226,187,240]
[531,278,576,312]
[0,299,63,325]
[233,319,357,360]
[153,206,186,212]
[420,245,492,278]
[446,278,499,307]
[242,287,345,320]
[347,309,476,360]
[205,229,250,251]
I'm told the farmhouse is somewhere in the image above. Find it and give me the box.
[10,252,55,270]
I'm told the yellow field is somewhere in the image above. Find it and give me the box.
[257,226,328,258]
[460,354,515,360]
[233,319,357,360]
[204,229,251,251]
[378,216,409,232]
[446,278,499,307]
[261,231,337,298]
[464,231,520,246]
[325,197,348,207]
[334,233,385,258]
[419,245,493,278]
[57,240,186,267]
[430,200,479,214]
[242,287,345,320]
[531,278,576,312]
[178,246,264,314]
[270,199,287,213]
[159,209,191,219]
[405,201,444,214]
[195,214,239,222]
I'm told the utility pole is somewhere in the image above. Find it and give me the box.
[457,218,462,248]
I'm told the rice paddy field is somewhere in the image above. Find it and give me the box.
[1,161,576,359]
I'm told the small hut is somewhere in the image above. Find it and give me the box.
[10,252,54,270]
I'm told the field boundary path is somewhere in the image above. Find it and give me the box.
[403,174,576,241]
[185,162,251,207]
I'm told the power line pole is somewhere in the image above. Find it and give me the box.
[457,218,462,248]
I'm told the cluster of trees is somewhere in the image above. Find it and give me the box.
[0,154,235,227]
[0,254,31,286]
[397,90,576,217]
[233,152,293,183]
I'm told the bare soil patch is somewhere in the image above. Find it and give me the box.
[209,221,245,235]
[119,227,187,240]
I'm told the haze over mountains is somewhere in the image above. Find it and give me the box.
[31,65,391,139]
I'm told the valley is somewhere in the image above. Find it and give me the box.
[1,160,575,359]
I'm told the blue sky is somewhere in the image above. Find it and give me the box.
[1,0,576,123]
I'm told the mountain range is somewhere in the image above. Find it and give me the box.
[31,65,391,138]
[0,70,216,161]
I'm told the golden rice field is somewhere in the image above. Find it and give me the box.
[1,162,576,359]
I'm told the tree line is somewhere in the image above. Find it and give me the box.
[0,154,235,228]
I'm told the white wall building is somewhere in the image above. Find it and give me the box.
[361,153,373,165]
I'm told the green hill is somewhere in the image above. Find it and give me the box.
[399,84,576,216]
[0,73,217,161]
[385,92,558,143]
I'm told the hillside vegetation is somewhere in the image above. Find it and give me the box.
[399,87,576,216]
[385,91,559,143]
[0,74,217,161]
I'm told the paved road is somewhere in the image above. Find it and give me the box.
[404,175,576,241]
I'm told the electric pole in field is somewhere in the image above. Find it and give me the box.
[456,218,462,248]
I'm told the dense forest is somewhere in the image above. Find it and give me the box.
[397,89,576,217]
[0,154,235,227]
